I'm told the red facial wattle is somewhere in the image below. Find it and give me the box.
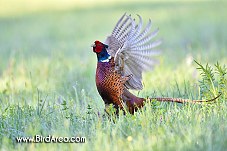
[93,40,103,53]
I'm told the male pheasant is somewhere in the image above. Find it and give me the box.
[92,13,220,114]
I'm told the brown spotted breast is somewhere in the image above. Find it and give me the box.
[95,58,125,108]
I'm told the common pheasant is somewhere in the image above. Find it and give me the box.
[92,13,220,114]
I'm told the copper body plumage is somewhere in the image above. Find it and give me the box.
[96,58,145,114]
[96,58,125,108]
[92,14,220,114]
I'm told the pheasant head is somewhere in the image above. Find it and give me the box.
[92,40,110,62]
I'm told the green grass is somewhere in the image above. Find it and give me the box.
[0,1,227,150]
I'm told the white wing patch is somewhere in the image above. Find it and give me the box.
[104,13,161,90]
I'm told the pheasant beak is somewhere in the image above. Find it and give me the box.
[91,44,96,47]
[91,43,96,52]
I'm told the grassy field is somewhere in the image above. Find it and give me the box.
[0,1,227,150]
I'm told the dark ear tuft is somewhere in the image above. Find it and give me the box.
[104,44,109,49]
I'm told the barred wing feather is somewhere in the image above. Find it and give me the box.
[105,13,161,90]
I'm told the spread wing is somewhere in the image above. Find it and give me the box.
[104,13,161,90]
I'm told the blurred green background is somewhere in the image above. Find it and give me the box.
[0,0,226,93]
[0,0,227,150]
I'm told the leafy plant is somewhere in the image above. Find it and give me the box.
[195,60,227,100]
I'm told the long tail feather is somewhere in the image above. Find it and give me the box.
[149,92,222,103]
